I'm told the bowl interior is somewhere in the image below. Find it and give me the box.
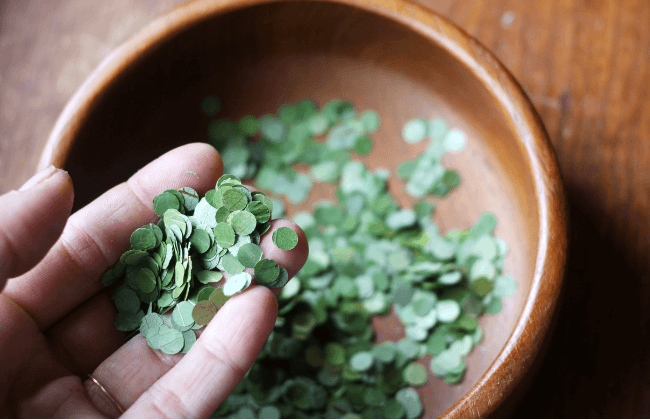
[60,1,539,416]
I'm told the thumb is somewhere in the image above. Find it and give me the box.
[0,165,74,289]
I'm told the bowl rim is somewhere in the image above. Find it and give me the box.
[39,0,568,417]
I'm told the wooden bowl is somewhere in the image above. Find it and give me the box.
[39,0,568,417]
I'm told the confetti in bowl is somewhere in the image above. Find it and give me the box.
[39,0,568,417]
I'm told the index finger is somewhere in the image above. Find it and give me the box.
[3,143,223,329]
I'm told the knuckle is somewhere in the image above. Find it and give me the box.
[58,219,110,277]
[145,383,193,419]
[200,336,248,380]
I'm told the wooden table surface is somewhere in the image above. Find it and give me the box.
[1,0,648,417]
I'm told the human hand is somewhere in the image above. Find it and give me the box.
[0,143,308,418]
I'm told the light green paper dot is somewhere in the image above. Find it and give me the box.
[436,300,461,322]
[196,270,223,284]
[140,313,164,338]
[222,253,245,275]
[428,118,448,139]
[403,362,429,387]
[259,115,286,142]
[171,301,195,329]
[158,326,185,355]
[444,129,467,152]
[223,272,253,296]
[237,243,263,268]
[349,351,374,372]
[258,406,281,419]
[494,275,517,298]
[402,118,428,144]
[359,110,380,133]
[189,228,211,253]
[395,387,423,419]
[222,189,248,212]
[181,330,197,353]
[272,227,299,251]
[230,210,257,235]
[214,223,236,248]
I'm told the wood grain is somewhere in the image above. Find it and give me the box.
[0,0,647,417]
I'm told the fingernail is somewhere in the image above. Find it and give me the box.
[19,165,58,191]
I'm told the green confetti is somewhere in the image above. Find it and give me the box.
[383,399,406,419]
[238,115,260,136]
[114,310,144,332]
[223,272,253,296]
[106,97,519,418]
[196,270,223,284]
[222,189,248,212]
[349,352,374,372]
[237,243,263,268]
[254,259,280,286]
[353,135,373,155]
[214,223,236,248]
[230,210,257,235]
[258,406,281,419]
[245,201,271,223]
[428,118,448,139]
[158,326,185,355]
[308,113,329,135]
[259,115,286,142]
[397,161,416,180]
[402,118,428,144]
[395,388,423,419]
[189,228,211,253]
[192,300,218,325]
[120,249,149,265]
[403,362,428,387]
[153,192,180,216]
[493,275,516,298]
[272,227,299,251]
[140,313,164,338]
[268,266,290,288]
[164,209,187,236]
[444,129,467,152]
[130,227,157,251]
[359,110,380,133]
[209,287,230,309]
[196,284,216,302]
[171,301,195,330]
[373,342,397,363]
[221,253,245,275]
[181,330,197,353]
[136,268,156,294]
[112,287,140,314]
[436,300,461,322]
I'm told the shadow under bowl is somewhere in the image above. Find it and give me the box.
[40,0,568,417]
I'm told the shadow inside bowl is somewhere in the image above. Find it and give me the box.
[63,1,539,416]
